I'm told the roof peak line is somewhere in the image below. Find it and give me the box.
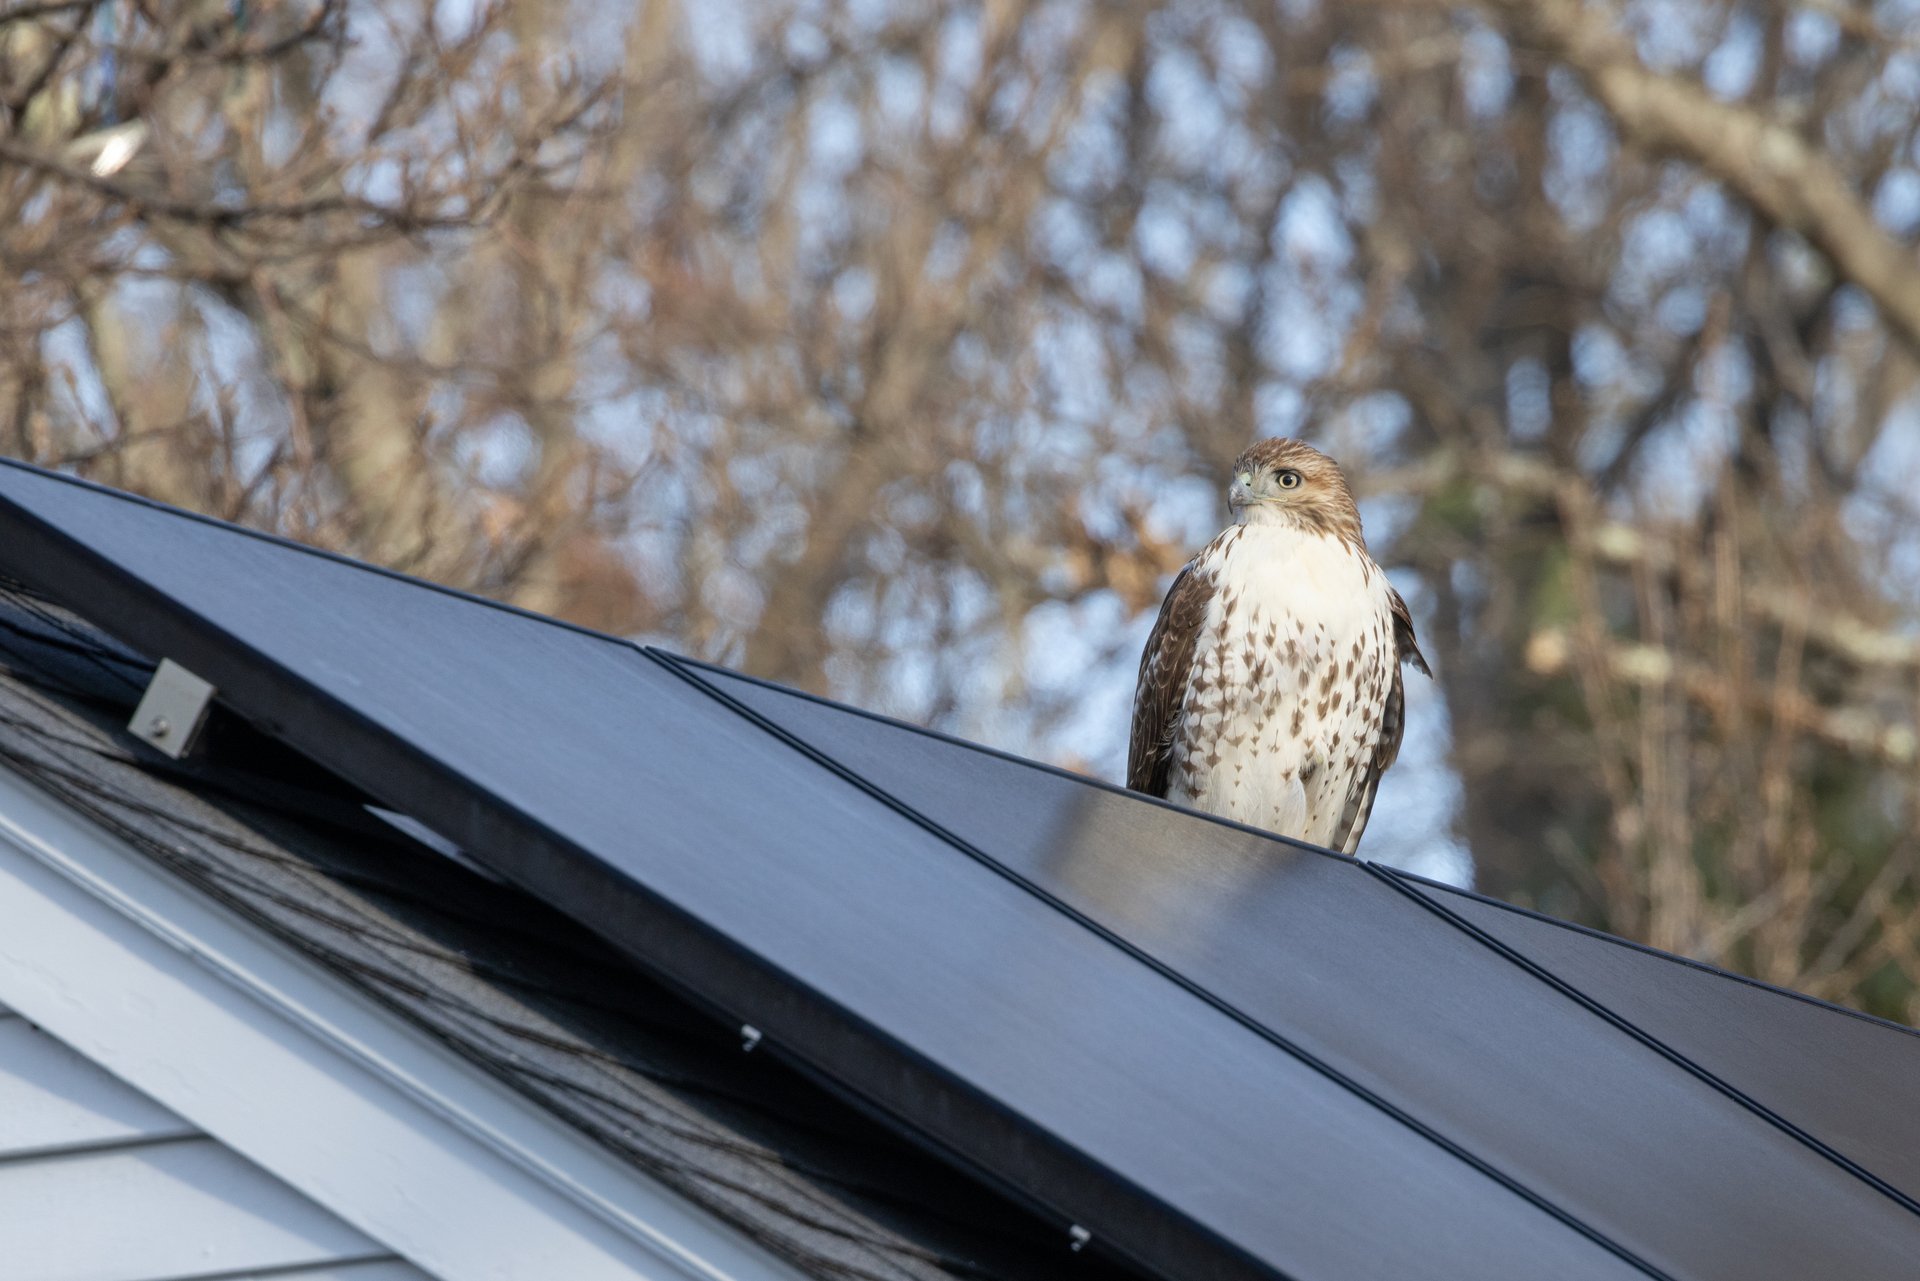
[0,459,635,654]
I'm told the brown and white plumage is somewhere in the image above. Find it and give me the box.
[1127,439,1429,855]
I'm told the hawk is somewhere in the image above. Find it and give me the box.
[1127,439,1429,855]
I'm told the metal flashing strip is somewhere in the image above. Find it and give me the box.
[127,657,215,759]
[0,757,811,1281]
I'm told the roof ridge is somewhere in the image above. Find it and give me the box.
[0,459,634,651]
[665,655,1366,867]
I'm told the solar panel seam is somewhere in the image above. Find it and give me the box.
[1367,864,1920,1222]
[1384,866,1920,1044]
[655,653,1678,1281]
[663,657,1378,865]
[678,658,1920,1273]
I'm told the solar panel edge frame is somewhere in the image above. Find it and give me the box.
[665,652,1379,866]
[0,460,632,645]
[1382,864,1920,1044]
[0,466,1292,1281]
[1367,863,1920,1220]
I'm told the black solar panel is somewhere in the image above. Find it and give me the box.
[676,662,1920,1280]
[0,463,1662,1280]
[1392,871,1920,1204]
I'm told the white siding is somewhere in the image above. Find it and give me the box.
[227,1267,429,1281]
[0,1012,192,1156]
[0,1010,429,1281]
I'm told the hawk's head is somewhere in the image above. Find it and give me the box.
[1226,439,1364,542]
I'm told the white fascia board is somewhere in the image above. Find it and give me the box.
[0,760,809,1281]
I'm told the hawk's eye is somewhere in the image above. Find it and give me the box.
[1275,469,1303,490]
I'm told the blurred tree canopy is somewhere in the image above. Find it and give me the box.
[4,0,1920,1020]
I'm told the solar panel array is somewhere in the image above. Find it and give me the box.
[2,459,1916,1281]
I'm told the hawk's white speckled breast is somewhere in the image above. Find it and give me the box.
[1168,523,1397,847]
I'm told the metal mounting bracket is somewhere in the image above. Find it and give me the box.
[128,658,216,760]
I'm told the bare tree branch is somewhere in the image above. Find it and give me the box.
[1488,0,1920,355]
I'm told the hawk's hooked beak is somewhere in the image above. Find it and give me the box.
[1228,471,1257,513]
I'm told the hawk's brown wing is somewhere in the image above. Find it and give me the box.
[1127,561,1210,798]
[1391,583,1430,677]
[1330,585,1427,856]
